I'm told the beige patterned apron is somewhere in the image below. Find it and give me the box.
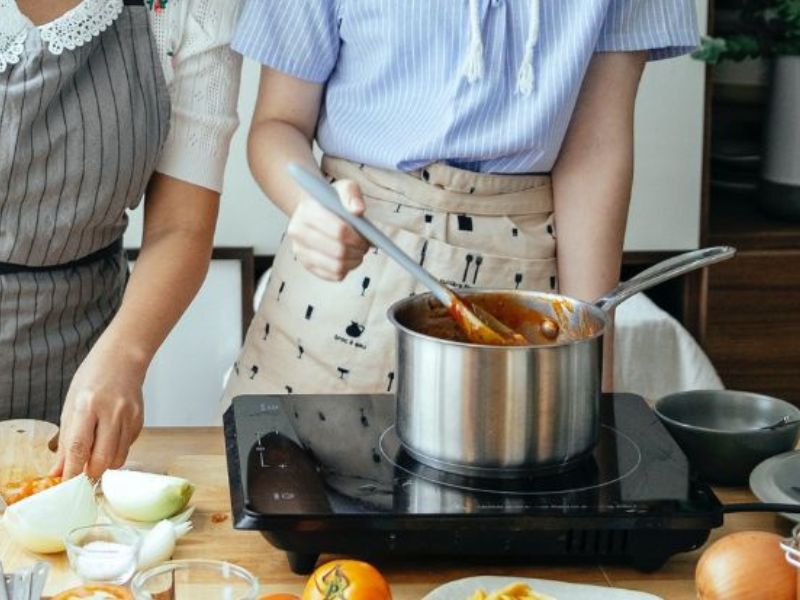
[223,156,557,401]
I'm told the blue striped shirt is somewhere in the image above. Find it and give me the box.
[234,0,699,174]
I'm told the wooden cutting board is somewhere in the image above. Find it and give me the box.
[0,445,261,597]
[0,419,76,597]
[0,419,59,488]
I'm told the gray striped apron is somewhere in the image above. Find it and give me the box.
[0,0,170,422]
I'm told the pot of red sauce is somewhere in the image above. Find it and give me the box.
[386,246,736,477]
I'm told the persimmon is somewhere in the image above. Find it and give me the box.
[302,560,392,600]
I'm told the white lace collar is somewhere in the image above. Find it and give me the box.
[0,0,124,71]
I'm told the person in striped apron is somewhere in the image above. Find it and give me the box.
[223,0,699,402]
[0,0,241,478]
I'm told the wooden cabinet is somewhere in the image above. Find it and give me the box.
[704,197,800,404]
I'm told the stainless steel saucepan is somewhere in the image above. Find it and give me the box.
[387,246,736,477]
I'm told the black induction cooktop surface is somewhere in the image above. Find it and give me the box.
[224,393,723,574]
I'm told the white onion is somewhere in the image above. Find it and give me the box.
[137,519,192,571]
[1,474,97,554]
[103,500,195,531]
[102,470,194,523]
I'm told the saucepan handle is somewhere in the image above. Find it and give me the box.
[594,246,737,313]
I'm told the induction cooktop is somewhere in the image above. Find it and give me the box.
[223,393,723,574]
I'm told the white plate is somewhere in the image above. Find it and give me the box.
[750,450,800,523]
[422,576,662,600]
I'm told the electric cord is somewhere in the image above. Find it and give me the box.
[723,503,800,514]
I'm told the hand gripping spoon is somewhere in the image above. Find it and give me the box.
[288,163,533,346]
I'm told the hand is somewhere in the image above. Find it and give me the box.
[51,338,146,480]
[286,179,371,281]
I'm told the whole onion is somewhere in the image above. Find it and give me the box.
[696,531,796,599]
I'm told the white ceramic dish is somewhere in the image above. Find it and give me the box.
[422,576,662,600]
[750,450,800,523]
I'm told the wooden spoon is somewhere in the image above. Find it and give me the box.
[288,164,535,346]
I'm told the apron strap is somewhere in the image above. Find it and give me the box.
[323,156,553,217]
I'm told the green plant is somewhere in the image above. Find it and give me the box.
[693,0,800,63]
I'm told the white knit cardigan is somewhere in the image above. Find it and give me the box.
[0,0,242,193]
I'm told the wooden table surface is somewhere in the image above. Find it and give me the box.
[2,427,796,599]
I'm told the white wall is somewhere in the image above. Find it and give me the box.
[126,1,708,254]
[136,259,245,427]
[625,0,708,250]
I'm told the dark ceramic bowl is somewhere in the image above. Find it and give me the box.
[655,390,800,486]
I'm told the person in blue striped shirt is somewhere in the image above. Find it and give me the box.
[223,0,700,402]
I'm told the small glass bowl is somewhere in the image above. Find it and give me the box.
[131,559,259,600]
[65,524,141,585]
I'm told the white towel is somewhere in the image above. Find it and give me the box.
[614,293,724,403]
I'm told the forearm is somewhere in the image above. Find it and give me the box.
[98,177,218,375]
[248,119,318,217]
[100,233,211,372]
[246,69,368,281]
[552,132,633,302]
[552,52,646,302]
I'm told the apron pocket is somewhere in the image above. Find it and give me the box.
[378,223,558,293]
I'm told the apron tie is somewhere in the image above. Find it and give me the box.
[463,0,541,96]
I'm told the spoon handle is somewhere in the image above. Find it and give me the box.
[11,567,29,600]
[28,563,48,600]
[0,562,10,600]
[763,418,800,431]
[288,163,453,307]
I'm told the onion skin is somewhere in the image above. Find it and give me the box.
[696,531,796,600]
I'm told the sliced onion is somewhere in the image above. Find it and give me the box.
[696,531,796,599]
[101,470,194,523]
[1,474,97,554]
[102,499,195,531]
